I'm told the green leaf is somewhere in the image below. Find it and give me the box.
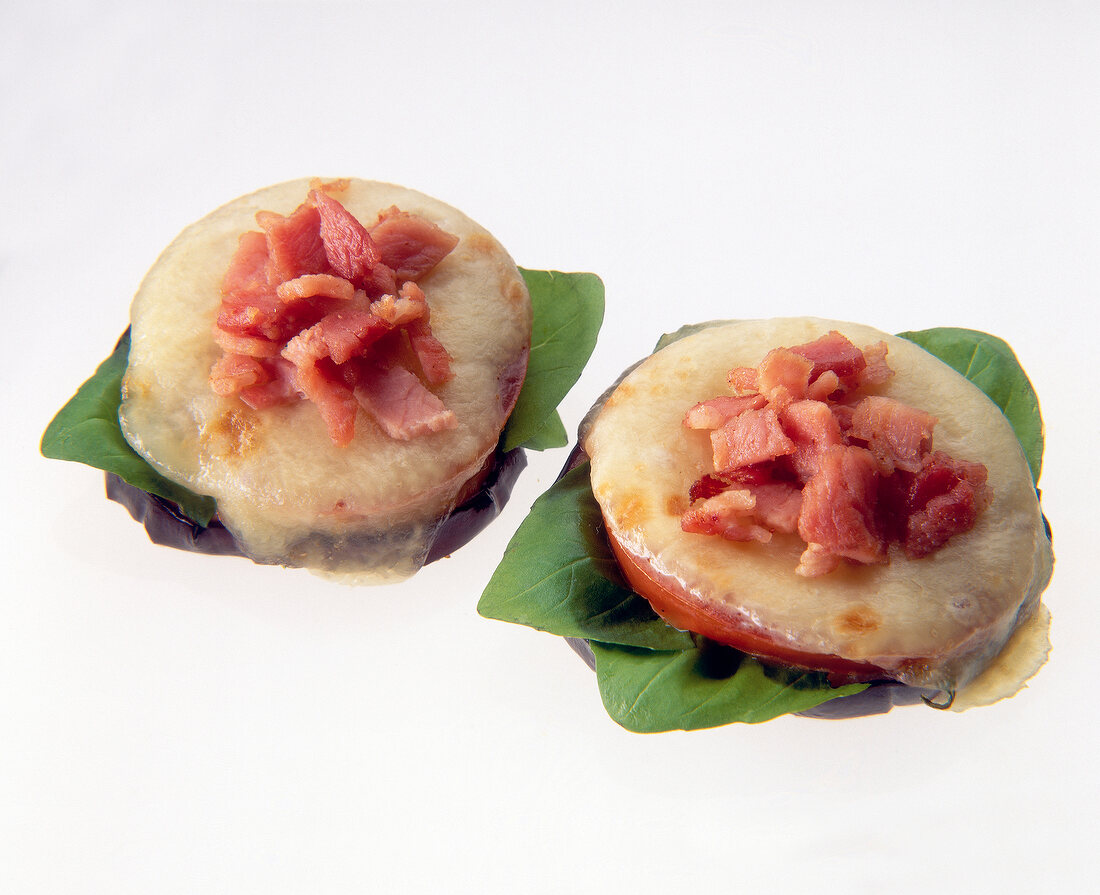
[478,463,694,650]
[40,333,217,526]
[502,269,605,451]
[514,408,568,451]
[592,641,868,733]
[897,328,1044,483]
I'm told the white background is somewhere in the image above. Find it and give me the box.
[4,2,1097,893]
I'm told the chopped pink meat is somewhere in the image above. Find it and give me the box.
[238,358,300,409]
[369,206,460,280]
[309,188,385,290]
[354,363,457,440]
[856,340,893,388]
[398,283,453,385]
[756,348,813,404]
[212,325,284,359]
[727,366,759,394]
[780,399,844,481]
[901,451,991,557]
[711,407,795,473]
[281,326,359,447]
[797,445,886,575]
[680,329,989,574]
[681,489,771,543]
[276,273,356,303]
[257,203,328,284]
[221,231,272,301]
[684,394,766,429]
[209,354,269,396]
[211,188,462,445]
[850,395,937,474]
[790,330,867,387]
[747,481,802,534]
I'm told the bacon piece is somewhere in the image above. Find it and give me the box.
[238,358,300,409]
[369,206,460,280]
[790,330,867,387]
[211,325,284,358]
[856,341,893,388]
[310,189,380,286]
[316,307,392,366]
[747,482,802,534]
[257,203,328,284]
[398,282,453,385]
[684,394,766,430]
[276,273,356,303]
[282,326,359,446]
[797,445,885,575]
[757,348,813,404]
[806,369,840,402]
[354,363,457,440]
[727,366,759,394]
[221,231,272,301]
[850,395,937,474]
[689,474,733,502]
[209,354,270,396]
[681,489,771,543]
[710,407,795,474]
[902,451,991,557]
[780,399,844,481]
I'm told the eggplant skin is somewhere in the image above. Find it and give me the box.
[105,446,527,567]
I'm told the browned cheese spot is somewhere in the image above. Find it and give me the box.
[465,233,497,257]
[665,493,689,516]
[200,408,260,461]
[833,604,882,637]
[614,491,648,530]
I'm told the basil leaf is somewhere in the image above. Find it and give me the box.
[897,327,1044,483]
[515,408,568,451]
[503,269,604,451]
[40,333,217,526]
[478,463,694,650]
[592,640,868,733]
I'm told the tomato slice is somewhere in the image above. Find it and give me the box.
[605,527,889,683]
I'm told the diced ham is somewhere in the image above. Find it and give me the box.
[209,354,270,396]
[310,189,379,285]
[756,348,813,404]
[850,395,937,474]
[797,445,885,575]
[684,394,766,430]
[790,330,867,387]
[316,307,392,366]
[681,489,771,543]
[238,357,300,409]
[257,203,328,284]
[747,482,802,534]
[211,187,462,446]
[282,326,359,446]
[369,206,460,281]
[354,363,457,440]
[211,325,284,358]
[711,407,795,473]
[276,273,356,303]
[397,282,453,385]
[727,366,759,394]
[680,329,989,574]
[856,340,893,388]
[780,399,844,482]
[221,231,272,301]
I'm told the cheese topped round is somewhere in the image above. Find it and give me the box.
[584,318,1052,691]
[119,178,531,581]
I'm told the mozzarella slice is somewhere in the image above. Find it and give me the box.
[584,318,1052,692]
[120,179,531,581]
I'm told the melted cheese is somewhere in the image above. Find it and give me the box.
[584,318,1053,692]
[119,179,531,581]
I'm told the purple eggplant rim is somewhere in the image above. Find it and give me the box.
[105,445,527,567]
